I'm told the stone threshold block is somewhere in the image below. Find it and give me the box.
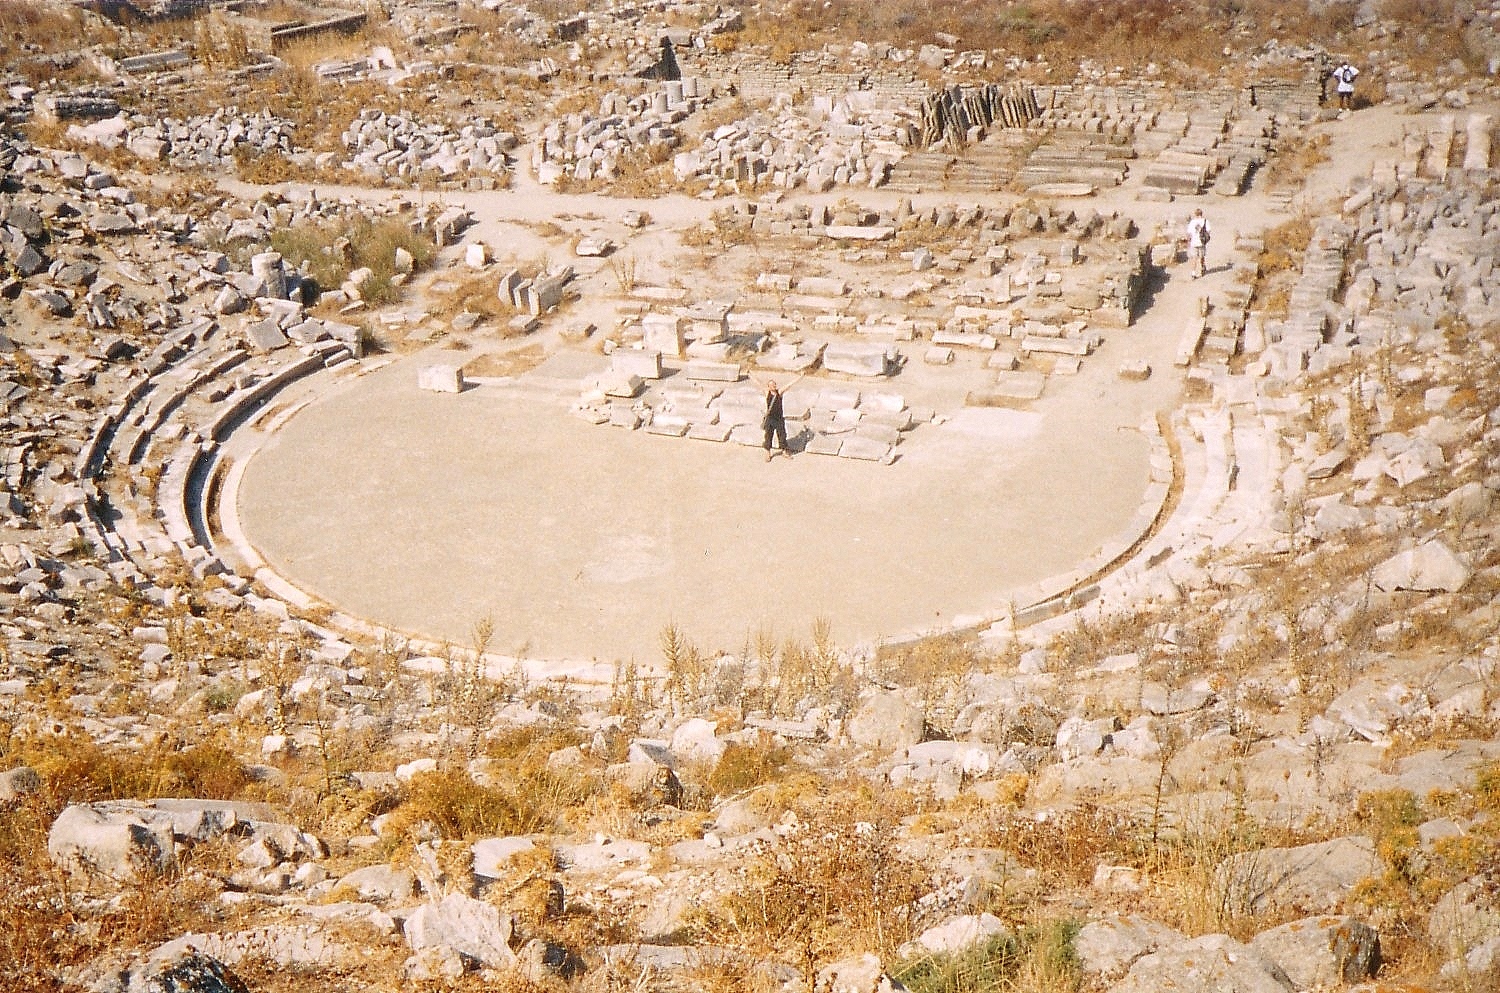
[977,370,1047,402]
[824,343,897,377]
[417,365,464,393]
[684,360,741,382]
[823,224,895,241]
[1021,335,1090,356]
[611,349,664,379]
[839,437,893,462]
[687,423,732,443]
[645,420,687,437]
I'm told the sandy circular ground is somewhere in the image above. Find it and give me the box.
[235,302,1191,664]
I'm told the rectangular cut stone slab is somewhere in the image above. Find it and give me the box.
[805,432,844,456]
[862,409,913,432]
[640,314,686,358]
[728,424,763,446]
[816,388,861,411]
[839,437,891,461]
[687,423,731,442]
[684,360,741,382]
[1021,335,1090,356]
[285,320,329,344]
[1176,318,1207,366]
[855,424,901,446]
[611,349,663,379]
[759,343,822,372]
[603,374,644,398]
[646,420,687,437]
[246,319,288,352]
[824,343,892,377]
[632,286,688,302]
[796,276,847,297]
[925,346,955,365]
[954,304,1009,321]
[608,403,641,428]
[934,330,997,350]
[991,370,1047,399]
[862,392,904,413]
[783,293,849,312]
[713,396,763,427]
[418,365,464,393]
[824,224,895,240]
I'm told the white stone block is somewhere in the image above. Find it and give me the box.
[417,365,464,393]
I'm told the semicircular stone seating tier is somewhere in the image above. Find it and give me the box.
[73,312,373,609]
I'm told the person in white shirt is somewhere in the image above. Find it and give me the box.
[1333,61,1359,111]
[1186,208,1211,279]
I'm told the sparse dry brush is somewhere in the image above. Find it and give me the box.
[271,213,435,306]
[709,813,932,974]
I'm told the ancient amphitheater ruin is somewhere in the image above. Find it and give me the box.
[4,2,1500,991]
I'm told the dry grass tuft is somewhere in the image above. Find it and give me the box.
[271,214,435,307]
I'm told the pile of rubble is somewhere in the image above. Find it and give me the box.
[65,106,299,169]
[532,78,711,186]
[672,93,918,192]
[333,109,517,187]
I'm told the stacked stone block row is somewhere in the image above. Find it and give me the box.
[65,107,298,170]
[920,83,1041,148]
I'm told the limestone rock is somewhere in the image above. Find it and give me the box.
[417,365,464,393]
[1372,540,1470,593]
[334,863,417,903]
[815,952,904,993]
[1429,877,1500,961]
[117,949,250,993]
[403,892,517,970]
[669,717,724,764]
[1108,933,1293,993]
[471,836,537,879]
[48,803,174,882]
[0,765,41,803]
[1249,915,1380,988]
[1075,914,1188,978]
[901,913,1010,956]
[847,690,925,750]
[1218,837,1383,915]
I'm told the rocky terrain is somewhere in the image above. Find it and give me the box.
[3,1,1500,992]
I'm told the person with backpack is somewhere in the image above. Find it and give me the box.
[1333,60,1359,111]
[1186,208,1211,280]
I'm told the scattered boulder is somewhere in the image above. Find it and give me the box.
[847,690,925,750]
[1219,837,1384,916]
[1108,933,1293,993]
[0,765,41,803]
[1075,914,1188,979]
[111,949,250,993]
[815,952,904,993]
[1249,915,1380,988]
[48,803,175,882]
[403,892,518,971]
